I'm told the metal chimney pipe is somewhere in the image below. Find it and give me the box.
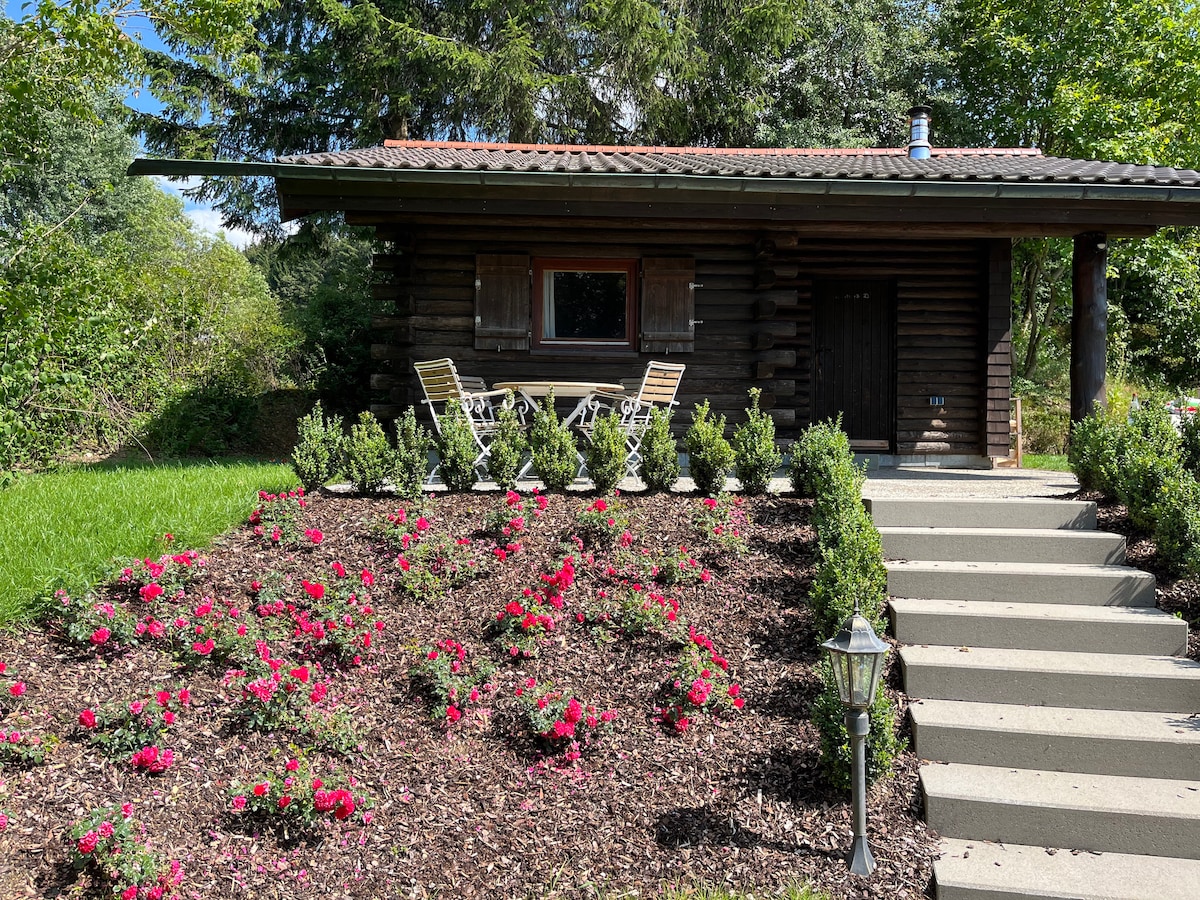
[907,106,933,159]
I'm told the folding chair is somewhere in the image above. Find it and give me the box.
[580,361,686,478]
[413,358,514,482]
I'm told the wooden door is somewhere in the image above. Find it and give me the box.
[814,279,894,449]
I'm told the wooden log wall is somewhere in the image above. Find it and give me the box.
[360,215,1004,454]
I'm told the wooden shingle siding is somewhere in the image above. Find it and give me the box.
[985,239,1014,458]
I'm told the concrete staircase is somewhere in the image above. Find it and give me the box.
[866,496,1200,900]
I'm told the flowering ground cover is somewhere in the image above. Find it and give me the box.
[0,488,935,898]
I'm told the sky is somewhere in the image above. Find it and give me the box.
[6,0,258,248]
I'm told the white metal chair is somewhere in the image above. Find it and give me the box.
[580,361,686,478]
[413,358,514,481]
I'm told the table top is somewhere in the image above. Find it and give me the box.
[493,381,625,399]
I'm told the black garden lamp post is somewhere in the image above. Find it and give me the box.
[821,603,889,876]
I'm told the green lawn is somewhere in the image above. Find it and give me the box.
[1022,453,1071,472]
[0,459,296,624]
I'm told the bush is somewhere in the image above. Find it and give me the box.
[291,401,344,489]
[1020,401,1070,454]
[529,391,578,491]
[812,659,900,792]
[1113,405,1181,532]
[343,411,394,495]
[638,406,679,492]
[684,400,735,496]
[486,397,527,492]
[732,388,782,494]
[393,406,433,500]
[809,507,888,638]
[1180,415,1200,478]
[789,416,855,497]
[1068,412,1117,493]
[436,400,479,492]
[585,410,627,495]
[1154,469,1200,577]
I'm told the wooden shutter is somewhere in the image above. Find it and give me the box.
[640,257,695,353]
[475,254,530,350]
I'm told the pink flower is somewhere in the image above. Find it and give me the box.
[415,517,430,532]
[163,711,176,725]
[122,886,138,900]
[77,831,99,854]
[130,700,144,715]
[98,821,114,838]
[79,709,97,728]
[8,682,25,697]
[140,583,164,602]
[278,795,292,809]
[191,639,215,656]
[178,688,190,705]
[305,528,324,544]
[90,627,111,645]
[289,667,310,683]
[231,795,246,811]
[331,561,347,578]
[121,803,133,818]
[446,705,462,723]
[302,580,325,600]
[286,758,300,772]
[360,569,375,587]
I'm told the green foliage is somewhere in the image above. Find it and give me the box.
[1068,411,1120,493]
[810,506,888,639]
[485,398,526,492]
[393,406,433,500]
[789,416,860,498]
[812,659,899,792]
[291,402,344,489]
[1021,401,1070,455]
[585,410,627,495]
[436,400,480,492]
[732,388,782,495]
[1180,415,1200,478]
[140,0,804,227]
[1154,469,1200,577]
[244,226,379,412]
[1114,404,1181,532]
[684,401,735,497]
[343,411,395,495]
[638,406,680,492]
[529,391,577,492]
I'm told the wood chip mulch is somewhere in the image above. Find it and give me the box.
[0,490,937,899]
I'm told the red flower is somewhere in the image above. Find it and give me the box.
[505,601,524,616]
[178,688,190,705]
[360,569,375,587]
[156,690,172,707]
[140,583,164,602]
[89,627,111,645]
[286,758,300,772]
[278,795,292,809]
[78,709,96,729]
[8,682,25,697]
[253,782,269,796]
[446,705,462,723]
[122,886,138,900]
[77,831,99,854]
[289,667,310,683]
[305,528,324,544]
[302,580,325,600]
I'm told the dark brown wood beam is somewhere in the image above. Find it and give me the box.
[1071,231,1108,422]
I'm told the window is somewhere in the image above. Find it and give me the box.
[532,258,637,351]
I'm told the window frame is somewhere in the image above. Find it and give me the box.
[531,257,638,353]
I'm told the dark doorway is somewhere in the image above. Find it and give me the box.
[814,279,894,449]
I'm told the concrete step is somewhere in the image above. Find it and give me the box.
[899,645,1200,712]
[887,559,1156,607]
[911,699,1200,781]
[935,837,1200,900]
[890,597,1187,655]
[921,763,1200,860]
[865,497,1097,531]
[879,526,1126,565]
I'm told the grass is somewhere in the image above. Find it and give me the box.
[1021,453,1071,471]
[0,458,296,624]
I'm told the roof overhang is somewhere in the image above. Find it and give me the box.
[128,157,1200,238]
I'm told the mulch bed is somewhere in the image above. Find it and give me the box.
[0,490,937,899]
[1074,490,1200,660]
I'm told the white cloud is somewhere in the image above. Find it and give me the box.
[184,208,258,249]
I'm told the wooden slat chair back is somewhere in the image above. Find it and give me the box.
[581,360,686,480]
[413,358,513,482]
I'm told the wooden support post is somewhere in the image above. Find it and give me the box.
[1071,231,1108,423]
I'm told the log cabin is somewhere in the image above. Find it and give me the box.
[131,109,1200,465]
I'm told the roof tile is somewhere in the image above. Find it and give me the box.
[274,141,1200,187]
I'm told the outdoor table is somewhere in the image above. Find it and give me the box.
[492,380,626,479]
[492,381,626,428]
